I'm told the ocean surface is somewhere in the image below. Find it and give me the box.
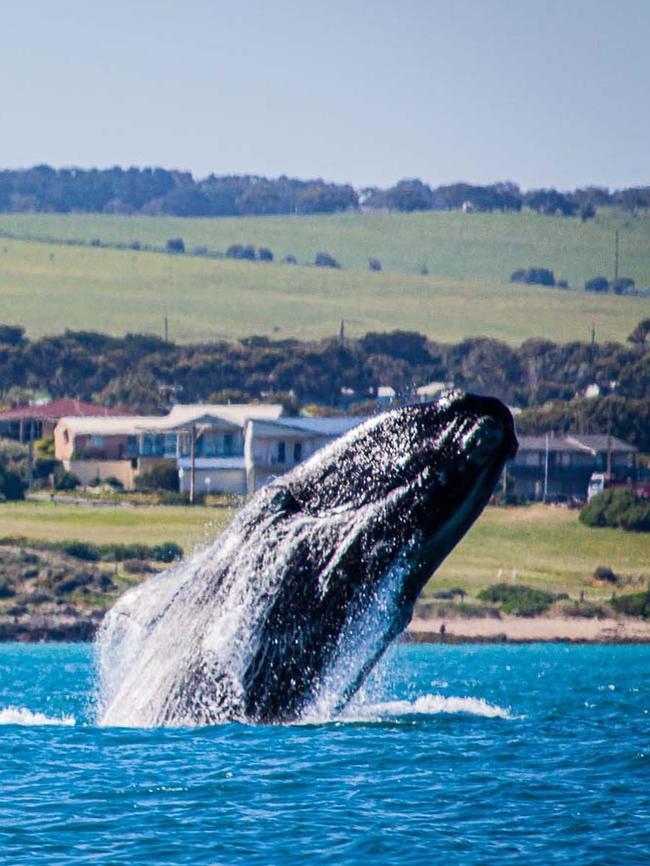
[0,642,648,865]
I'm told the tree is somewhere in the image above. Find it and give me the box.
[384,179,433,212]
[166,238,185,254]
[314,252,340,268]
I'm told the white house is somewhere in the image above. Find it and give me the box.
[245,416,367,494]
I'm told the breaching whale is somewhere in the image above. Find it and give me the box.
[97,390,517,727]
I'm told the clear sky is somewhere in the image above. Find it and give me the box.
[1,0,648,189]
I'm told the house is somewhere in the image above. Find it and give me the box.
[146,404,283,496]
[54,403,284,493]
[508,434,638,501]
[0,399,124,442]
[245,416,367,493]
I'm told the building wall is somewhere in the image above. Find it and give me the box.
[65,459,137,489]
[55,428,135,461]
[178,467,246,496]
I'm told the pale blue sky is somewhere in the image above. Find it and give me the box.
[1,0,648,189]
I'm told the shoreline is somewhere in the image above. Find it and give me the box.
[2,613,650,644]
[408,615,650,644]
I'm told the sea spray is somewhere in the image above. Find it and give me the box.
[97,394,516,727]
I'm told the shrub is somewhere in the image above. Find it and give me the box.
[509,268,555,286]
[103,476,124,490]
[562,601,608,618]
[314,252,340,268]
[150,542,183,562]
[477,583,558,616]
[611,591,650,619]
[53,467,80,491]
[226,244,256,261]
[368,258,382,272]
[593,565,618,583]
[54,541,101,561]
[0,579,15,598]
[135,463,179,492]
[166,238,185,254]
[580,488,650,532]
[585,276,609,293]
[0,466,25,501]
[258,247,274,261]
[611,277,635,296]
[283,255,297,265]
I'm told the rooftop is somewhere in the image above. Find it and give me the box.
[0,399,124,422]
[250,416,367,438]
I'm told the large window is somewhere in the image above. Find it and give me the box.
[276,441,286,464]
[293,441,303,463]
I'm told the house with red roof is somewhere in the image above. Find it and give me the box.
[0,399,126,442]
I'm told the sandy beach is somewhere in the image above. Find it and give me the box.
[409,615,650,644]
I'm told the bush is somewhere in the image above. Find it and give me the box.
[0,466,25,501]
[149,542,183,562]
[611,277,635,296]
[226,244,256,261]
[314,252,340,268]
[283,255,297,265]
[258,247,273,261]
[135,463,179,492]
[562,601,607,618]
[166,238,185,254]
[585,276,609,293]
[103,476,124,490]
[54,541,101,561]
[0,578,15,599]
[477,583,558,616]
[593,565,618,583]
[611,591,650,619]
[580,488,650,532]
[53,466,80,491]
[368,258,382,272]
[509,267,555,286]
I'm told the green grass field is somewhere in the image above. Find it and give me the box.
[0,232,646,345]
[2,209,650,288]
[1,501,646,603]
[0,501,232,552]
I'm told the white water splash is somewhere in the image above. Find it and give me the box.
[340,694,516,722]
[0,706,76,726]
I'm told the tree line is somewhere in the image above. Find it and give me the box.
[1,165,649,217]
[0,323,647,448]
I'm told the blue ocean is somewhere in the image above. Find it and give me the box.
[0,642,648,865]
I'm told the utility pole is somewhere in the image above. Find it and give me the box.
[543,432,549,503]
[27,420,34,492]
[614,229,619,281]
[189,424,196,504]
[164,315,169,342]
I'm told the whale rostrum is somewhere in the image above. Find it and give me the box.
[97,391,518,727]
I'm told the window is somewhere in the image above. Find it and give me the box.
[277,441,286,463]
[90,435,105,449]
[293,442,303,463]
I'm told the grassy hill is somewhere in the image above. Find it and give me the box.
[0,230,646,345]
[2,209,650,286]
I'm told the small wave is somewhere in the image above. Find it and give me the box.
[340,694,515,722]
[0,706,76,726]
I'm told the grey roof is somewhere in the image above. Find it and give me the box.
[568,434,637,454]
[517,434,636,454]
[251,416,367,438]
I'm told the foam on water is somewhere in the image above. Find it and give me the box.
[0,706,76,726]
[339,694,516,722]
